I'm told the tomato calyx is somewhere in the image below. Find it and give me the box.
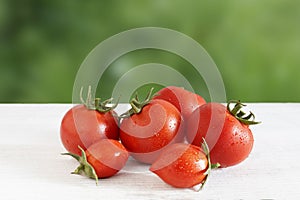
[62,145,99,185]
[80,86,118,113]
[198,138,220,191]
[120,87,154,118]
[227,100,261,125]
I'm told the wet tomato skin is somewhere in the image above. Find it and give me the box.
[154,86,206,120]
[120,99,184,164]
[150,143,208,188]
[86,139,129,178]
[60,105,119,155]
[186,103,254,167]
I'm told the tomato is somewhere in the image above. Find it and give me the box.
[62,139,129,184]
[60,87,119,155]
[153,86,206,120]
[120,98,184,164]
[150,141,218,189]
[60,105,119,155]
[186,101,260,167]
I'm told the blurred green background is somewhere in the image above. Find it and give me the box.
[1,0,299,103]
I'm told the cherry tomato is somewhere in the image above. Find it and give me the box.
[60,87,119,155]
[120,98,184,164]
[62,139,129,184]
[153,86,206,120]
[186,101,260,167]
[150,141,218,189]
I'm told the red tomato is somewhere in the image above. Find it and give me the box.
[62,139,129,184]
[120,99,184,164]
[150,142,218,189]
[60,104,119,155]
[153,86,206,120]
[186,101,260,167]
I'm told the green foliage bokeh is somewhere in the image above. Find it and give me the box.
[1,0,299,103]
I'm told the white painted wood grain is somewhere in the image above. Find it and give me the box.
[0,103,299,199]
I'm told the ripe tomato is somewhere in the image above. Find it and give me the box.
[60,105,119,155]
[153,86,206,120]
[186,101,260,167]
[62,139,129,184]
[150,141,219,189]
[60,87,119,155]
[120,98,184,164]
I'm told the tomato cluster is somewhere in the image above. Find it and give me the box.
[60,86,260,190]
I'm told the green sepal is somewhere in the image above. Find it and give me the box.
[120,87,154,118]
[197,138,220,191]
[80,86,119,113]
[61,146,99,185]
[227,100,261,125]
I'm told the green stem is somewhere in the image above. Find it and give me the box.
[198,138,220,191]
[80,86,119,113]
[227,100,261,125]
[120,87,154,118]
[62,146,99,185]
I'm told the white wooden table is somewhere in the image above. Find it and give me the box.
[0,103,299,199]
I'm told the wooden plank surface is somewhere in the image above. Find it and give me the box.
[0,103,299,199]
